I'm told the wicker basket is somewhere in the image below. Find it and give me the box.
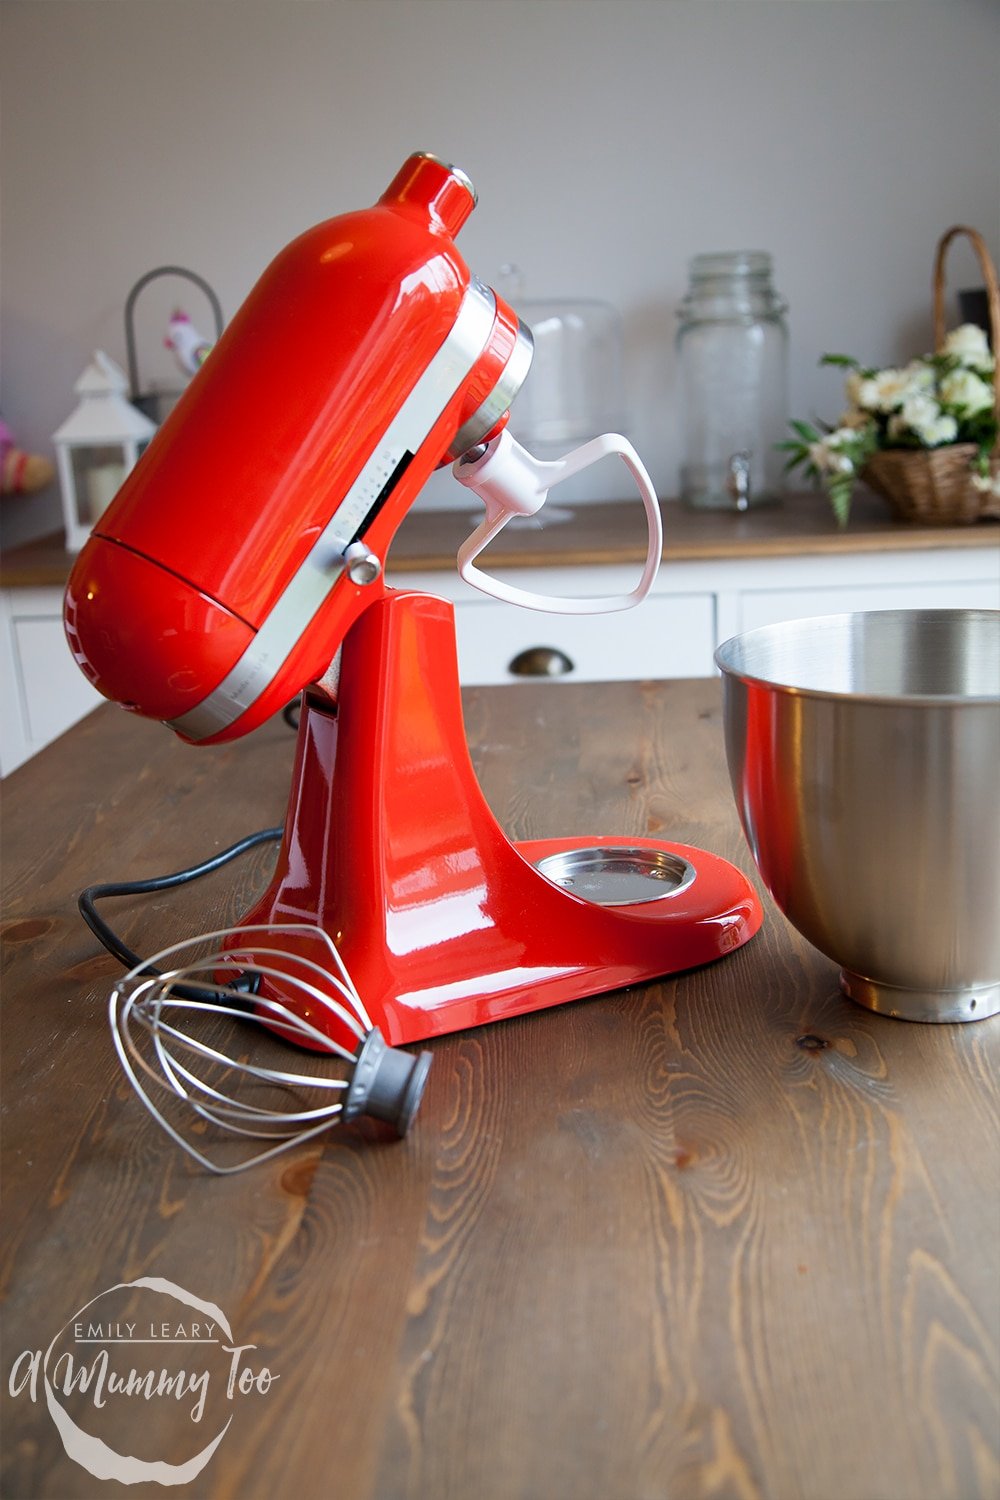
[860,224,1000,525]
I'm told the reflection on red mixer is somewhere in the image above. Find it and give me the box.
[65,153,531,743]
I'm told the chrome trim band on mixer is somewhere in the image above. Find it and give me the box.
[167,280,499,743]
[448,318,534,461]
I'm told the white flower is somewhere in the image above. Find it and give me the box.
[807,440,830,473]
[808,432,857,475]
[886,393,959,447]
[971,471,1000,498]
[939,367,994,417]
[942,323,993,371]
[855,373,894,411]
[855,365,933,414]
[920,414,959,447]
[807,439,831,472]
[902,359,936,394]
[901,393,940,429]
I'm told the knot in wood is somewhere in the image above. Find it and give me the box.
[795,1033,830,1052]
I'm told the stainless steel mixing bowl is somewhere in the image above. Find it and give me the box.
[716,610,1000,1022]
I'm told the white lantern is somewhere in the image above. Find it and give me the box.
[54,351,157,552]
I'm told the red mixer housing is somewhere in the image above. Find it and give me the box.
[64,153,531,744]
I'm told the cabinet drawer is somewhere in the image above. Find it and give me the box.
[453,593,716,684]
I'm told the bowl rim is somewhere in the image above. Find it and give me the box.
[714,608,1000,707]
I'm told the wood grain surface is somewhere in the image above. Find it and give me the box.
[1,680,998,1500]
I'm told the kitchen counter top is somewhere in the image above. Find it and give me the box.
[2,678,997,1500]
[3,488,997,588]
[387,488,1000,571]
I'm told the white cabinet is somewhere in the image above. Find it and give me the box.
[730,548,999,634]
[452,593,716,684]
[390,544,1000,686]
[392,566,716,683]
[2,536,996,775]
[0,587,104,776]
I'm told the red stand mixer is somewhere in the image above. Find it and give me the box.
[66,152,762,1053]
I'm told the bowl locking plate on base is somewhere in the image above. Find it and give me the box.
[534,845,697,906]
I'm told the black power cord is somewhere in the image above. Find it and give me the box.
[79,825,283,995]
[80,698,300,993]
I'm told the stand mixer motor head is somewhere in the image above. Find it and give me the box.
[64,152,534,745]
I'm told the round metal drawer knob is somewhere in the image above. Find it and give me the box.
[508,646,574,678]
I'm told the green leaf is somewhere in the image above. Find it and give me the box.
[820,353,859,370]
[827,476,854,528]
[790,419,820,443]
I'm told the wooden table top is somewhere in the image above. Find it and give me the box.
[3,488,997,588]
[2,679,998,1499]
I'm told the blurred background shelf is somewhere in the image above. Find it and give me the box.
[2,492,997,775]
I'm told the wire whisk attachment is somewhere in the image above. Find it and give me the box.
[109,923,432,1175]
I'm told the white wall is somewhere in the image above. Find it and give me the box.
[2,0,998,543]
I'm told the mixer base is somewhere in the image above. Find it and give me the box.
[235,590,762,1046]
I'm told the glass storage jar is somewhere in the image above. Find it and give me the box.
[676,251,788,510]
